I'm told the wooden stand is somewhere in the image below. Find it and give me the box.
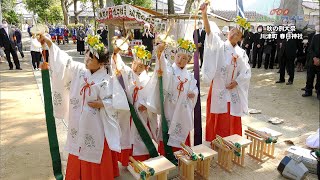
[212,135,252,172]
[127,156,176,180]
[245,127,282,161]
[174,144,217,180]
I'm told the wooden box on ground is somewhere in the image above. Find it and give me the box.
[127,155,176,180]
[212,134,252,172]
[245,127,282,162]
[174,144,217,180]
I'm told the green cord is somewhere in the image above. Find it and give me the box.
[149,168,155,176]
[191,153,198,161]
[199,153,205,161]
[140,171,147,180]
[315,150,320,158]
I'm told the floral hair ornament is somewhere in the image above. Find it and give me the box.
[112,36,129,51]
[234,16,251,33]
[30,24,48,35]
[85,34,105,59]
[132,45,152,65]
[177,38,196,56]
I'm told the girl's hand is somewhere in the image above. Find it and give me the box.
[199,3,208,13]
[138,105,147,112]
[157,43,166,53]
[40,62,49,70]
[187,93,195,99]
[226,81,238,90]
[88,100,104,109]
[37,33,52,48]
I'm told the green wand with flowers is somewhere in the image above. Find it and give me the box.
[30,25,64,180]
[155,21,178,165]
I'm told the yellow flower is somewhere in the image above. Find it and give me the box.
[181,41,189,50]
[191,43,196,49]
[137,50,144,59]
[147,52,152,59]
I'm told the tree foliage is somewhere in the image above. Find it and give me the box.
[44,6,64,24]
[3,10,21,25]
[24,0,64,24]
[24,0,52,14]
[1,0,20,24]
[113,0,152,8]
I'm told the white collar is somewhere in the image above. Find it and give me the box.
[137,70,149,86]
[172,63,188,79]
[225,40,237,51]
[91,66,106,78]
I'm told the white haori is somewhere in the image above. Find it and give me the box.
[201,29,251,117]
[111,54,158,155]
[144,53,198,148]
[49,44,129,163]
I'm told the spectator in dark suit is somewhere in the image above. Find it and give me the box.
[194,21,206,68]
[276,28,300,85]
[302,24,320,99]
[99,26,108,47]
[14,25,24,58]
[264,38,276,69]
[0,20,22,70]
[242,27,253,63]
[252,25,264,68]
[141,23,155,67]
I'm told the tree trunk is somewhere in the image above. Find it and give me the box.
[168,0,175,14]
[184,0,194,14]
[92,0,97,31]
[99,0,104,8]
[106,0,115,52]
[61,0,69,25]
[74,0,80,24]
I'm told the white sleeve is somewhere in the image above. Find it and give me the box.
[235,51,251,87]
[48,43,83,119]
[97,79,123,152]
[188,76,199,108]
[201,32,224,85]
[234,50,251,115]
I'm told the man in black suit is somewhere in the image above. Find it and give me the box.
[0,20,22,70]
[252,25,264,68]
[276,29,300,85]
[242,28,253,63]
[302,25,320,99]
[194,21,206,68]
[264,38,276,69]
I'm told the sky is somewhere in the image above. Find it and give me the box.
[175,0,281,16]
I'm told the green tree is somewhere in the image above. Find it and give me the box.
[45,5,64,24]
[24,0,53,22]
[113,0,152,8]
[1,0,20,24]
[3,10,21,25]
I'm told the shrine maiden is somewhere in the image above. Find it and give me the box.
[200,3,251,141]
[39,34,129,179]
[144,38,198,154]
[111,41,158,165]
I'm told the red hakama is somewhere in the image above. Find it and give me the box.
[117,148,150,166]
[65,140,119,180]
[158,134,191,155]
[205,81,242,141]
